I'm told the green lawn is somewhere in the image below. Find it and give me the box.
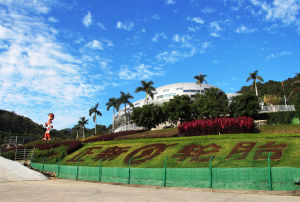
[62,133,300,168]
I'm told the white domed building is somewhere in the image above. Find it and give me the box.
[114,82,239,132]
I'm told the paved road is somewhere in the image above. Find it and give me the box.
[0,179,299,202]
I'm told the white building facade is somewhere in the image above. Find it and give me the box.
[114,82,239,132]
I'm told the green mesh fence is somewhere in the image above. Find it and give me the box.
[30,162,300,191]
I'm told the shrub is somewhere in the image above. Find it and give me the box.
[178,116,254,136]
[258,112,297,124]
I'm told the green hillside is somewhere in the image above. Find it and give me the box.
[61,133,300,168]
[238,73,300,105]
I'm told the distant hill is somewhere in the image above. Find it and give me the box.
[0,109,44,135]
[0,109,45,144]
[238,73,300,105]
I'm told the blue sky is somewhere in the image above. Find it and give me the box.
[0,0,299,130]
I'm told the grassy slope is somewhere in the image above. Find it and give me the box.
[63,133,300,168]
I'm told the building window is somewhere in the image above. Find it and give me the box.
[135,103,139,106]
[176,87,183,90]
[183,90,191,92]
[190,90,198,92]
[163,89,169,92]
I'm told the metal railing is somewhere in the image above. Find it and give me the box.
[259,105,295,113]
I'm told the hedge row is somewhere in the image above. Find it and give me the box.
[178,116,254,136]
[82,129,147,143]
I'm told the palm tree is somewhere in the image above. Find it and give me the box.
[119,91,134,125]
[78,117,88,139]
[135,80,156,104]
[194,73,208,95]
[246,70,264,96]
[74,124,80,140]
[106,97,121,132]
[89,103,102,136]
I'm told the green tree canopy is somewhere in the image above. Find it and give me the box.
[229,93,260,118]
[192,88,228,119]
[89,103,102,136]
[131,104,165,130]
[135,80,156,104]
[106,97,121,132]
[246,70,264,96]
[162,95,193,124]
[119,91,134,124]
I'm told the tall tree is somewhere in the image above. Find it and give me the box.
[106,97,121,132]
[74,124,80,140]
[89,103,102,136]
[119,91,134,125]
[135,80,156,104]
[163,95,193,124]
[78,117,88,139]
[194,73,208,95]
[246,70,264,96]
[192,88,228,119]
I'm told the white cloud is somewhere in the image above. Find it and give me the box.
[152,32,167,42]
[97,22,106,30]
[83,11,92,27]
[104,39,114,47]
[48,17,58,23]
[266,51,292,60]
[187,17,205,24]
[156,44,196,64]
[202,7,216,13]
[118,64,164,80]
[209,21,222,37]
[0,1,103,129]
[86,40,103,50]
[172,34,191,43]
[152,14,160,20]
[250,0,300,25]
[116,21,134,31]
[166,0,176,5]
[235,26,256,33]
[200,41,211,53]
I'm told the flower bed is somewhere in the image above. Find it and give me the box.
[82,129,146,143]
[178,116,254,136]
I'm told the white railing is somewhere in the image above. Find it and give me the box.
[114,123,144,132]
[259,105,296,113]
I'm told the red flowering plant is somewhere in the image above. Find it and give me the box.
[178,116,254,136]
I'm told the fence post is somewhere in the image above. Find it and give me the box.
[76,158,81,180]
[23,147,26,160]
[98,159,102,182]
[30,147,35,163]
[57,159,61,178]
[268,152,272,191]
[164,157,168,187]
[128,157,132,184]
[42,157,45,172]
[210,155,213,189]
[15,146,17,161]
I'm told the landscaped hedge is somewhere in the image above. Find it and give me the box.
[178,116,254,136]
[82,130,147,143]
[258,112,297,125]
